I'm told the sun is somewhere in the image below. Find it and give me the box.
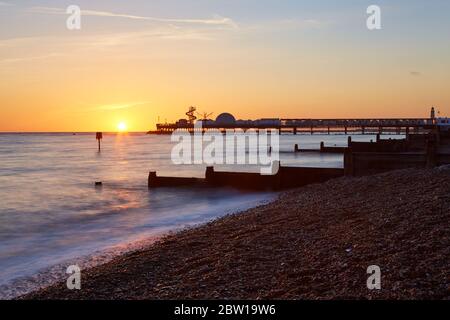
[117,122,127,132]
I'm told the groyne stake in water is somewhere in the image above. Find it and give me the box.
[96,132,103,151]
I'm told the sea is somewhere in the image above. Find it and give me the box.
[0,132,401,298]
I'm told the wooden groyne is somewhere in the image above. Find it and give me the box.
[148,165,344,191]
[293,143,346,154]
[148,132,450,191]
[148,172,204,188]
[292,136,409,154]
[344,131,450,176]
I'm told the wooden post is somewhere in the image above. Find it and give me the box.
[294,144,299,152]
[344,148,354,176]
[320,141,325,152]
[205,166,215,183]
[148,171,158,188]
[96,132,103,151]
[347,136,352,147]
[426,136,437,168]
[435,126,440,145]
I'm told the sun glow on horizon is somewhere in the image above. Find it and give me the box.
[117,122,127,132]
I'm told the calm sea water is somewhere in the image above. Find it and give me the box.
[0,132,398,298]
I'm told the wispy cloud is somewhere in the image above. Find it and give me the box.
[276,18,330,28]
[0,6,237,65]
[0,24,217,52]
[0,1,14,6]
[0,53,61,64]
[0,27,217,66]
[0,36,39,48]
[410,71,421,76]
[82,27,217,46]
[94,101,151,111]
[243,18,332,34]
[28,6,238,28]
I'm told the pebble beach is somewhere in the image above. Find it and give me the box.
[22,167,450,300]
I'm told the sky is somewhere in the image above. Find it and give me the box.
[0,0,449,132]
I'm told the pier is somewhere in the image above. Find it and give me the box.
[151,112,434,135]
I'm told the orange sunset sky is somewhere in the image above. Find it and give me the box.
[1,0,449,132]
